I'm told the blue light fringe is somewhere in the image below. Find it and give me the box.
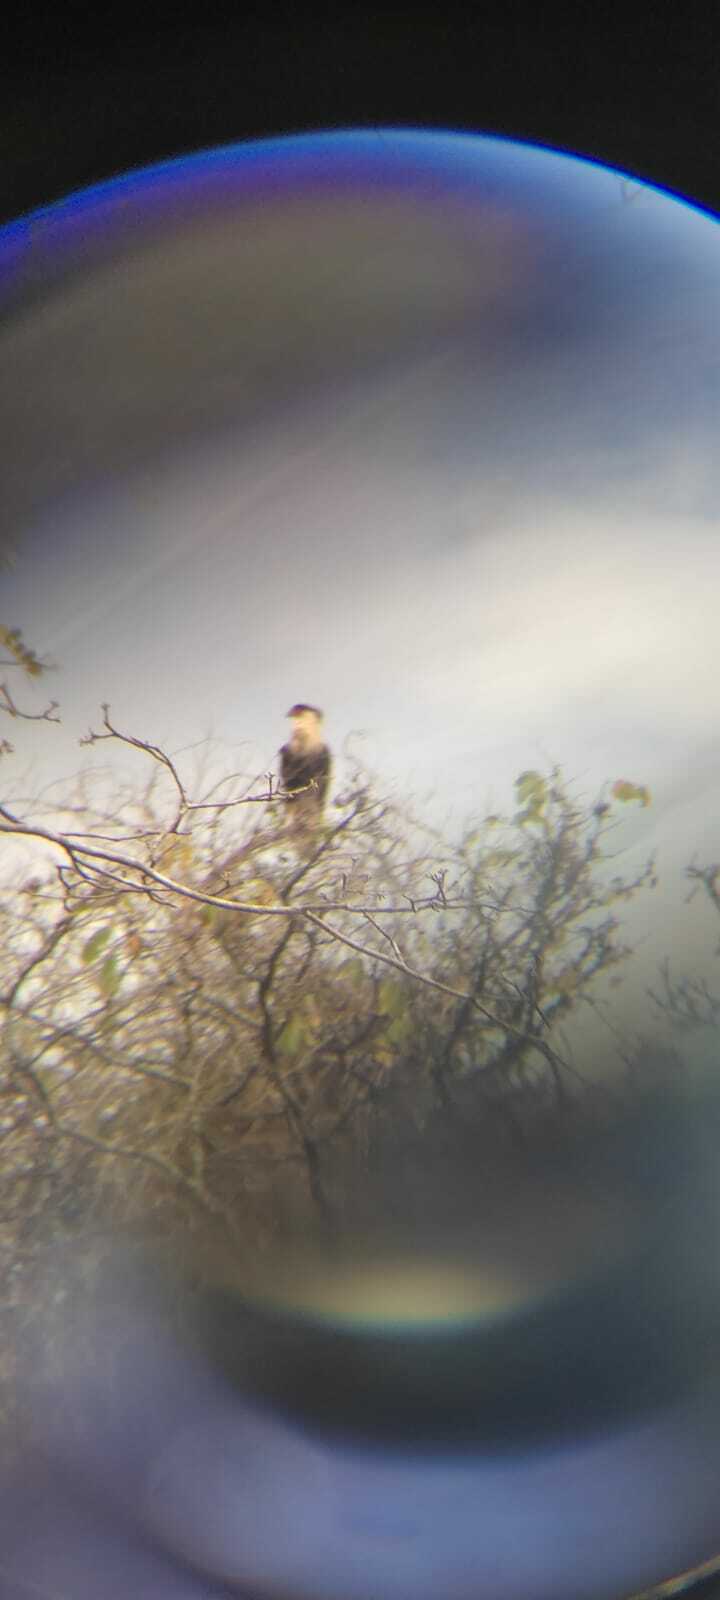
[1,126,718,252]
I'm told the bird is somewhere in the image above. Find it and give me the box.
[279,704,331,835]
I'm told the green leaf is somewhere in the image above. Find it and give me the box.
[298,993,322,1028]
[82,927,112,964]
[379,980,405,1018]
[98,953,121,998]
[247,877,278,907]
[483,848,520,868]
[0,624,44,677]
[159,836,194,874]
[276,1012,308,1056]
[516,804,544,827]
[386,1013,412,1046]
[611,780,651,807]
[515,771,546,805]
[342,959,366,988]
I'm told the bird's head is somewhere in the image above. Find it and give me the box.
[286,704,324,747]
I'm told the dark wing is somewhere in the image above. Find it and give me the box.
[313,744,331,805]
[279,742,298,792]
[280,743,331,802]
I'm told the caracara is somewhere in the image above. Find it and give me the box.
[279,704,331,833]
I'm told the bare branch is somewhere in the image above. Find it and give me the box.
[0,805,496,924]
[0,681,60,723]
[302,907,557,1048]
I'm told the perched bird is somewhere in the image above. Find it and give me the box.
[279,704,331,833]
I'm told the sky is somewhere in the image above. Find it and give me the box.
[2,129,719,1063]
